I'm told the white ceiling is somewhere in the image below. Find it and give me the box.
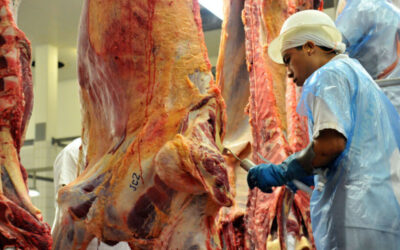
[17,0,222,82]
[18,0,83,48]
[18,0,83,82]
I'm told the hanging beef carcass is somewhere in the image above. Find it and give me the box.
[52,0,233,249]
[215,1,251,248]
[0,0,52,248]
[216,0,321,249]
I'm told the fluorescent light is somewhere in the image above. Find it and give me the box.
[199,0,224,20]
[29,189,40,197]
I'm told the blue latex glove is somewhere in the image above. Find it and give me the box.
[286,175,315,193]
[247,155,310,193]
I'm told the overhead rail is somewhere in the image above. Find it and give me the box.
[51,136,79,147]
[26,166,54,183]
[376,78,400,88]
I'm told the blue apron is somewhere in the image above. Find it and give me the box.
[297,56,400,250]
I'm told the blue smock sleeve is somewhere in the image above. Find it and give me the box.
[297,62,354,141]
[335,1,372,56]
[335,0,400,79]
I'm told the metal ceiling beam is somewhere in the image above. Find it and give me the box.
[200,6,222,32]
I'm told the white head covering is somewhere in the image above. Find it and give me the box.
[280,28,346,56]
[268,10,346,64]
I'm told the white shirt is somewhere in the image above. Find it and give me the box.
[52,138,129,250]
[309,54,349,140]
[53,138,81,191]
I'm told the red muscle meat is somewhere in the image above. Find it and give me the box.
[52,0,233,249]
[0,0,52,249]
[216,0,321,249]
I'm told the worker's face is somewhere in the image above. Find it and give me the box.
[282,45,315,87]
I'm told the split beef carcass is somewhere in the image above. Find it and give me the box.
[52,0,233,249]
[216,0,321,249]
[0,0,52,248]
[214,1,251,248]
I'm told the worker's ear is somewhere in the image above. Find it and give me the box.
[303,41,315,56]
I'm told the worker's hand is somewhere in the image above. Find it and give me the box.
[247,163,285,193]
[247,165,264,191]
[247,155,311,193]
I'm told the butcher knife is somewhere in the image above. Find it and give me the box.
[222,147,255,171]
[222,147,313,195]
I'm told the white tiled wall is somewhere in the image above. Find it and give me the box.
[20,78,82,227]
[27,170,56,225]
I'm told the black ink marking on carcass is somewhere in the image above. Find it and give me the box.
[129,172,141,191]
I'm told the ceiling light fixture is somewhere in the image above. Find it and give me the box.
[31,61,65,69]
[29,189,40,197]
[199,0,224,20]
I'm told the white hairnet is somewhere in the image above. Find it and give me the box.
[281,28,347,55]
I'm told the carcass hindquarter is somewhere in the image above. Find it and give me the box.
[0,0,52,248]
[215,0,320,249]
[52,0,233,249]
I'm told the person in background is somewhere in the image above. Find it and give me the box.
[247,10,400,249]
[52,137,130,250]
[335,0,400,113]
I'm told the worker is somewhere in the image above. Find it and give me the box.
[247,10,400,249]
[52,138,130,250]
[335,0,400,113]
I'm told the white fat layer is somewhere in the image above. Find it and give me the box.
[189,70,211,95]
[159,195,209,249]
